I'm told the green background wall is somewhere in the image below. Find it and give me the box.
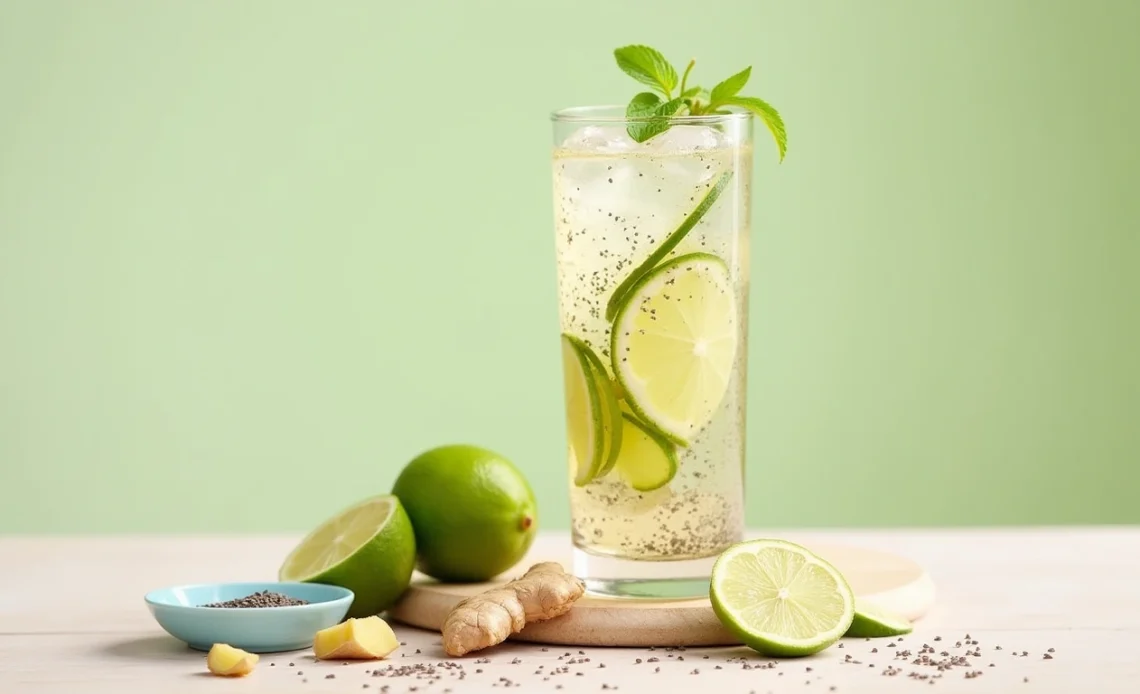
[2,1,1137,534]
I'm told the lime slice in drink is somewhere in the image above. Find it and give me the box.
[710,539,855,657]
[573,337,624,478]
[845,598,914,637]
[278,494,416,618]
[561,334,621,486]
[610,252,737,446]
[613,412,679,491]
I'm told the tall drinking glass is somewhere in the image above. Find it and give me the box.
[550,106,753,598]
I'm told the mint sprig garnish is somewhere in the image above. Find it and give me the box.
[612,45,787,161]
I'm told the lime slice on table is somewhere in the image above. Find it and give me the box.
[278,494,416,618]
[710,539,856,657]
[610,252,738,447]
[845,598,914,637]
[613,412,678,491]
[561,334,621,486]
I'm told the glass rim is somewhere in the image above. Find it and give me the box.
[550,104,751,124]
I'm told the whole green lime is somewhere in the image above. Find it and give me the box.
[391,444,538,582]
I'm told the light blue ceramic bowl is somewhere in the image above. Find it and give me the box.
[144,581,354,653]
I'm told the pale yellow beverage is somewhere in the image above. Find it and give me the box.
[550,108,754,597]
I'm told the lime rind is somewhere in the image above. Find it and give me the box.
[615,412,679,491]
[567,335,624,478]
[561,334,606,486]
[845,598,914,638]
[710,539,856,657]
[604,169,734,322]
[610,252,738,447]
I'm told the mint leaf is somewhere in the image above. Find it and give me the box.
[611,45,789,162]
[614,45,678,97]
[626,93,685,143]
[722,95,787,161]
[709,66,751,105]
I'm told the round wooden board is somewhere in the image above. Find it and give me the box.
[387,542,936,648]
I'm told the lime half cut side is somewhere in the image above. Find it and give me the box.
[615,412,678,491]
[845,598,914,638]
[710,539,855,657]
[278,494,416,618]
[561,334,615,486]
[610,252,738,447]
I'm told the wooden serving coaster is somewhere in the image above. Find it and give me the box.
[387,542,936,648]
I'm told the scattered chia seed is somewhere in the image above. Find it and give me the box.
[200,590,308,608]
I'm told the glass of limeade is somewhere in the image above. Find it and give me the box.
[550,105,754,598]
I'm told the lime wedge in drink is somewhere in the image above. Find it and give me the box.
[610,252,737,446]
[278,494,416,618]
[845,598,914,637]
[561,334,621,486]
[613,412,678,491]
[710,539,855,657]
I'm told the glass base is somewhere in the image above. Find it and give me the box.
[572,547,716,599]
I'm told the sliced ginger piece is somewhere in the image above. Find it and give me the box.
[442,561,585,656]
[314,616,400,660]
[206,643,259,677]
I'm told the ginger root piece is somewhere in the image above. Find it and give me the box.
[441,561,585,657]
[314,616,400,660]
[206,643,259,677]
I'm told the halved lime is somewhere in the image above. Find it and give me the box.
[278,494,416,618]
[614,412,678,491]
[710,539,855,657]
[561,334,619,486]
[572,337,623,478]
[610,252,738,446]
[845,598,914,637]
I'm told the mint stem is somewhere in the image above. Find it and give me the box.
[604,170,734,322]
[680,59,695,97]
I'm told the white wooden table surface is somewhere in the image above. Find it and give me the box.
[1,528,1137,693]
